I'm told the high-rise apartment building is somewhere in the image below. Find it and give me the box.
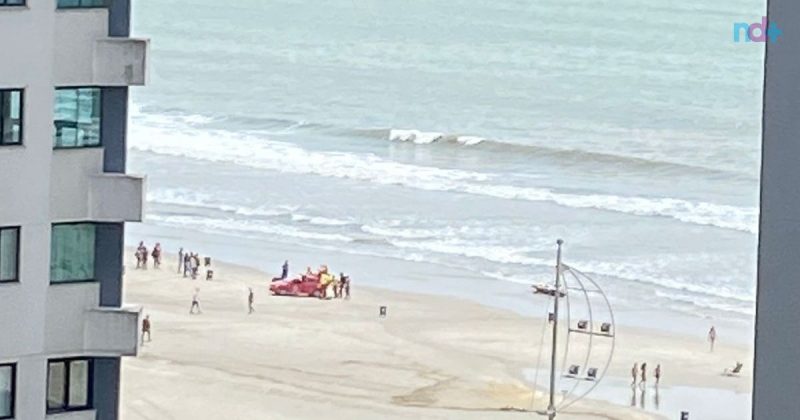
[0,1,148,419]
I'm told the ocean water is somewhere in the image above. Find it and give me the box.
[128,0,764,331]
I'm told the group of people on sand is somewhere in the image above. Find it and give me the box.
[272,260,351,299]
[629,361,662,410]
[135,241,162,269]
[306,265,351,299]
[631,362,661,389]
[628,326,732,391]
[318,265,350,299]
[178,247,213,280]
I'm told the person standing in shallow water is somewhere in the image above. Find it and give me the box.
[654,364,661,387]
[639,362,647,389]
[631,363,638,386]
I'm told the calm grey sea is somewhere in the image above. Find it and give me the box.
[127,0,765,334]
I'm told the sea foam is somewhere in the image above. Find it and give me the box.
[131,115,758,234]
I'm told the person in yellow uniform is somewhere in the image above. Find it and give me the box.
[319,269,333,299]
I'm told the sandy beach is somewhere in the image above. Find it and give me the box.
[120,252,752,420]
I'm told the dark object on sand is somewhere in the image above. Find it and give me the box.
[587,367,598,380]
[681,411,689,420]
[600,322,612,334]
[379,306,387,318]
[577,320,588,330]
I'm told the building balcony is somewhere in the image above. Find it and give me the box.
[54,9,149,87]
[89,173,145,222]
[84,306,142,357]
[51,149,146,223]
[93,38,149,86]
[46,283,141,357]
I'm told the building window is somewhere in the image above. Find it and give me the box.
[0,364,14,420]
[0,90,23,146]
[0,227,19,283]
[51,224,95,283]
[57,0,106,7]
[0,0,25,6]
[54,88,101,148]
[47,359,92,414]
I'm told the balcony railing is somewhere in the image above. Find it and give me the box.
[84,305,142,357]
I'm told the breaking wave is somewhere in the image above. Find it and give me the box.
[131,121,757,234]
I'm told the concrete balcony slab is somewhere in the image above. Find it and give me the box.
[93,38,149,86]
[89,173,146,222]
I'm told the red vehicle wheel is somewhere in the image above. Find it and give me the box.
[290,284,300,295]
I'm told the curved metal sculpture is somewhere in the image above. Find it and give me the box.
[531,240,616,419]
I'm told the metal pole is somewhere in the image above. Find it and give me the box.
[548,239,563,419]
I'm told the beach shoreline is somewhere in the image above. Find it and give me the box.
[120,248,752,420]
[126,222,755,345]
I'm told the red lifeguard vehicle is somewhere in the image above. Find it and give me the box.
[269,276,322,297]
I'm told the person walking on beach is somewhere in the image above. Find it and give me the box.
[152,243,162,269]
[248,288,255,314]
[141,243,149,269]
[631,363,638,386]
[141,315,151,344]
[654,364,661,387]
[639,362,647,389]
[136,241,146,269]
[190,288,202,314]
[708,326,717,352]
[178,247,184,273]
[135,246,141,268]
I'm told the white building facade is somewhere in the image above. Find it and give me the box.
[0,1,148,419]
